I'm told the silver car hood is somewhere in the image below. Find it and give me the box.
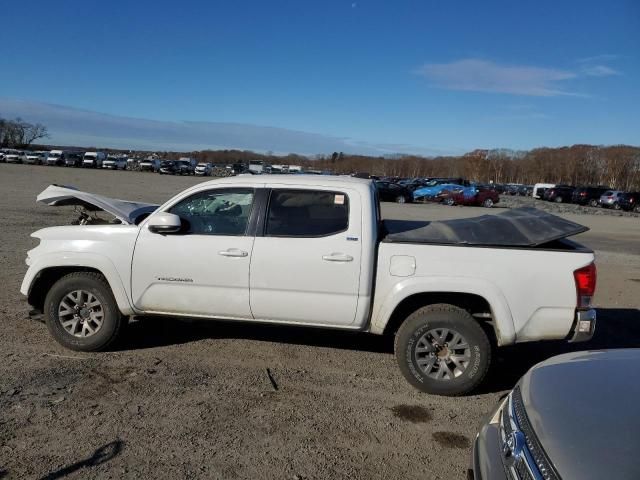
[520,349,640,480]
[37,184,158,225]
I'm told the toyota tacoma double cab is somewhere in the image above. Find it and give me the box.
[21,177,597,396]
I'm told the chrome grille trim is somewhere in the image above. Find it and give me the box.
[499,388,558,480]
[511,387,560,480]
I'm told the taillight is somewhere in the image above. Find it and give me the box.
[574,263,597,308]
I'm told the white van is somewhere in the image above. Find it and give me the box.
[532,183,556,199]
[46,150,66,166]
[83,151,106,168]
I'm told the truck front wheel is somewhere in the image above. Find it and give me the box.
[394,304,491,396]
[44,272,126,352]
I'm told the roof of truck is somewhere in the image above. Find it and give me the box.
[200,174,374,189]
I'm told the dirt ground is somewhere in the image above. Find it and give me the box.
[1,164,639,479]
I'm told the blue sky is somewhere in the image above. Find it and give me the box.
[0,0,638,155]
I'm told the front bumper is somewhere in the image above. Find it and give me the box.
[469,402,509,480]
[568,308,596,342]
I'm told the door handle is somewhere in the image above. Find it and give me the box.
[218,249,248,258]
[322,253,353,262]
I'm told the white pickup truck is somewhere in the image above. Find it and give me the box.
[21,177,597,395]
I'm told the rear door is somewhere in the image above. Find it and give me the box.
[249,187,362,326]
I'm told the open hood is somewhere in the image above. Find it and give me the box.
[383,207,589,247]
[37,185,159,225]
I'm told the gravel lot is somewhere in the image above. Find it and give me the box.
[1,164,639,479]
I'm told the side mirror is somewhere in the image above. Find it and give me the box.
[147,212,182,234]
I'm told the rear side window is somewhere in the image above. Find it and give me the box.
[265,189,349,237]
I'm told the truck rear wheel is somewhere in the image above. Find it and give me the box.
[44,272,126,352]
[394,304,491,396]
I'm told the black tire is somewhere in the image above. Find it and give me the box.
[444,197,455,206]
[554,196,563,203]
[613,202,621,210]
[482,198,494,208]
[396,195,406,204]
[394,304,491,396]
[634,205,640,213]
[589,199,599,207]
[44,272,126,352]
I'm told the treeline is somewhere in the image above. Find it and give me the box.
[186,145,640,190]
[303,145,640,191]
[0,116,49,148]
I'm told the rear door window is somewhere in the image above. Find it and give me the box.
[265,189,349,237]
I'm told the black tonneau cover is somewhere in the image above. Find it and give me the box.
[383,207,588,247]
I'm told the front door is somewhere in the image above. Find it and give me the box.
[131,188,256,319]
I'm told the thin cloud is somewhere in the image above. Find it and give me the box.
[581,64,621,77]
[416,59,581,97]
[576,54,620,64]
[0,98,451,156]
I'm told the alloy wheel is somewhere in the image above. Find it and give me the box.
[414,328,471,380]
[57,290,104,338]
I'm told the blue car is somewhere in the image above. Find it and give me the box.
[413,182,475,201]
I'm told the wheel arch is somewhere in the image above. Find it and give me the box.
[23,257,134,316]
[385,292,495,337]
[371,280,516,346]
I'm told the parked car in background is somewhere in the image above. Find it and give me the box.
[470,349,640,480]
[63,152,83,167]
[439,186,500,208]
[486,184,503,194]
[413,181,471,201]
[571,186,611,206]
[504,184,521,195]
[195,162,212,176]
[83,151,106,168]
[46,150,66,166]
[599,190,625,209]
[5,150,25,164]
[532,183,555,199]
[176,159,196,175]
[618,192,640,212]
[24,151,46,165]
[374,180,413,203]
[517,185,533,196]
[177,157,197,174]
[397,178,430,192]
[102,156,127,170]
[159,160,179,175]
[139,158,160,172]
[544,185,575,203]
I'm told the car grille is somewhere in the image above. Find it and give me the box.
[499,387,559,480]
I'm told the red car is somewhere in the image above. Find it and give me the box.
[438,187,500,208]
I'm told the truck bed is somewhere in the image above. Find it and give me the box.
[382,207,589,249]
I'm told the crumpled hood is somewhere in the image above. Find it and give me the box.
[37,185,158,225]
[520,349,640,479]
